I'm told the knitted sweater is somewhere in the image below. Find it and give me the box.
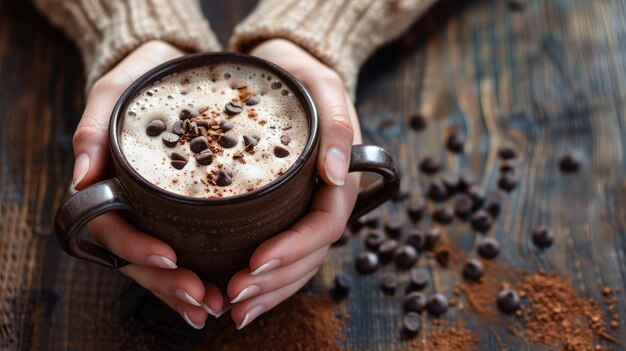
[35,0,435,94]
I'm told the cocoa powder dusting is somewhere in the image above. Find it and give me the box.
[409,325,479,351]
[199,293,346,351]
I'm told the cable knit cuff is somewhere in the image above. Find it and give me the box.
[35,0,221,90]
[229,0,435,96]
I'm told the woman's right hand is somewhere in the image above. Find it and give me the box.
[72,40,225,329]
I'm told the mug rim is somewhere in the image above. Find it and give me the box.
[109,52,319,205]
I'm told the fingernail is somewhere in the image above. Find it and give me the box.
[71,153,90,189]
[324,147,347,186]
[146,255,177,269]
[201,303,220,318]
[175,289,201,307]
[215,305,231,318]
[237,305,265,330]
[251,259,280,276]
[182,311,205,329]
[230,285,261,304]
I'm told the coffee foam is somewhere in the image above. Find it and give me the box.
[120,63,309,198]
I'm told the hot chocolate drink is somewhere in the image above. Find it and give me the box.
[121,63,309,198]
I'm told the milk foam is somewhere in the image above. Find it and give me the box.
[120,64,309,198]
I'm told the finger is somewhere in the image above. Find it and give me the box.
[201,281,229,319]
[247,174,359,276]
[228,246,329,303]
[231,268,319,330]
[305,71,355,187]
[120,264,206,315]
[72,41,183,190]
[154,291,208,330]
[88,213,177,269]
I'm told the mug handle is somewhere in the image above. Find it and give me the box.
[54,178,132,268]
[348,145,400,222]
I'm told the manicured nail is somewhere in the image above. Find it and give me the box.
[230,285,261,304]
[324,147,347,186]
[237,305,265,330]
[71,153,90,189]
[146,255,177,269]
[175,289,201,307]
[215,305,231,318]
[182,311,205,329]
[201,303,220,318]
[251,259,280,276]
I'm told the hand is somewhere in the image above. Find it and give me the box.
[227,39,363,329]
[72,41,226,329]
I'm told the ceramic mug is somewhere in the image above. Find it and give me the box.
[55,53,399,288]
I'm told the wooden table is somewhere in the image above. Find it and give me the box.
[2,0,625,349]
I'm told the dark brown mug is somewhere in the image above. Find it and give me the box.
[54,53,399,289]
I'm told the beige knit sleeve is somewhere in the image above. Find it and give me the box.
[34,0,221,90]
[229,0,436,95]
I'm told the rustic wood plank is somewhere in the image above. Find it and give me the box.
[0,0,625,350]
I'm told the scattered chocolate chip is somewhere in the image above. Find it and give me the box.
[219,120,234,132]
[446,130,465,153]
[365,230,386,251]
[408,268,430,291]
[274,146,290,158]
[215,170,232,186]
[508,0,527,11]
[219,134,238,148]
[378,239,399,262]
[423,228,441,251]
[498,144,517,160]
[470,210,493,232]
[172,121,185,136]
[146,119,166,136]
[271,81,282,90]
[433,206,454,224]
[497,289,521,313]
[194,149,214,166]
[332,228,350,246]
[407,198,426,220]
[280,135,291,146]
[403,312,421,334]
[532,225,554,248]
[384,215,404,238]
[459,169,477,191]
[427,180,448,202]
[225,102,243,116]
[409,113,427,131]
[454,194,474,220]
[498,172,517,192]
[462,258,485,281]
[405,229,425,252]
[559,153,581,173]
[170,152,188,170]
[196,120,210,129]
[394,245,418,269]
[189,136,209,153]
[419,157,440,175]
[485,190,503,218]
[477,237,500,259]
[161,132,180,147]
[356,252,379,274]
[426,294,449,316]
[442,172,461,194]
[245,96,260,106]
[380,272,398,294]
[333,272,352,297]
[466,186,485,210]
[179,109,194,120]
[499,159,516,172]
[243,135,259,151]
[404,292,428,313]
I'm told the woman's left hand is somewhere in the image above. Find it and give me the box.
[226,39,362,329]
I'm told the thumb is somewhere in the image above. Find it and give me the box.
[306,71,355,187]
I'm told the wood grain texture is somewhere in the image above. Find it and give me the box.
[1,0,625,350]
